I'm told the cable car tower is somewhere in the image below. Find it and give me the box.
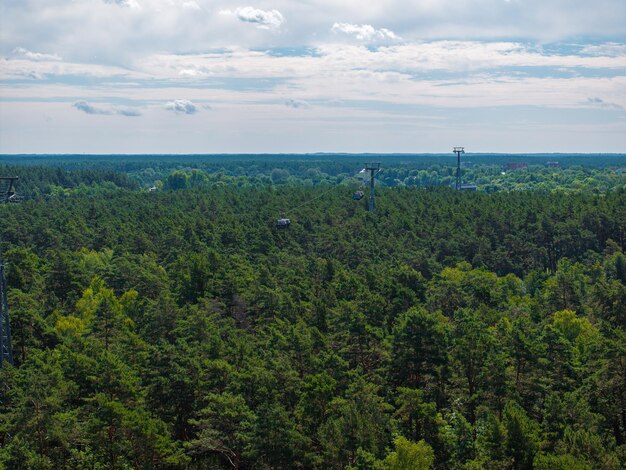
[453,147,465,191]
[0,177,19,367]
[363,162,381,211]
[0,248,12,367]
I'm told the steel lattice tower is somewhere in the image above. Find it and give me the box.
[0,253,13,367]
[0,177,18,368]
[453,147,465,191]
[364,162,381,211]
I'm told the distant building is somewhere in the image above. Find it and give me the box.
[460,183,477,191]
[547,161,560,168]
[504,162,528,171]
[149,186,157,192]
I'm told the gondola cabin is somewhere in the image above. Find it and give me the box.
[352,190,364,200]
[276,218,291,229]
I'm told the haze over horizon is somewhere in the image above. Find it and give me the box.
[1,0,626,154]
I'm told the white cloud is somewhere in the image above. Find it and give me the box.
[586,97,622,109]
[581,43,626,57]
[103,0,141,9]
[135,42,626,85]
[24,71,44,80]
[12,47,62,62]
[3,1,626,68]
[285,98,311,109]
[165,99,199,114]
[331,23,400,42]
[118,107,143,116]
[221,7,285,30]
[73,101,141,116]
[74,101,110,115]
[2,0,626,152]
[178,68,211,78]
[0,58,143,81]
[182,1,201,11]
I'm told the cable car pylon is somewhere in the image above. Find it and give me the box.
[0,249,13,367]
[453,147,465,191]
[0,177,19,368]
[363,162,381,211]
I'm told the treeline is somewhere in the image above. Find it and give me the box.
[0,183,625,468]
[157,164,626,194]
[2,154,625,194]
[0,165,139,198]
[3,153,626,169]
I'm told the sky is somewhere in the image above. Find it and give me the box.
[1,0,625,154]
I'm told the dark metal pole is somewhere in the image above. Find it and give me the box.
[453,147,464,191]
[0,258,13,367]
[456,152,461,190]
[0,264,3,368]
[369,168,375,211]
[0,179,19,368]
[364,163,380,211]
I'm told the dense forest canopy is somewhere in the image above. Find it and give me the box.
[0,154,625,469]
[1,153,625,197]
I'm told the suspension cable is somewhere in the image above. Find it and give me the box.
[282,184,340,216]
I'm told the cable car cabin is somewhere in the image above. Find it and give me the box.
[276,218,291,229]
[352,190,364,200]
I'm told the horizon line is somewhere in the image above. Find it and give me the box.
[2,152,626,157]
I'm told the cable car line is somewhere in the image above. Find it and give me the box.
[283,185,339,215]
[275,184,338,229]
[275,164,381,228]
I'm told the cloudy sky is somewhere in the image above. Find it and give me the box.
[1,0,625,154]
